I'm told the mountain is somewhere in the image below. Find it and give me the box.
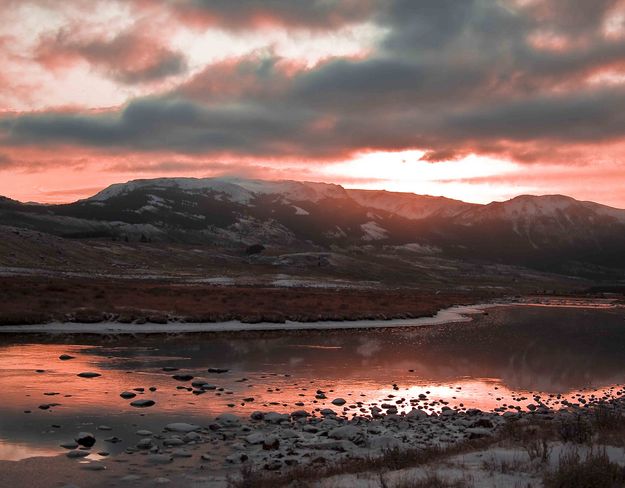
[1,177,625,276]
[346,189,475,220]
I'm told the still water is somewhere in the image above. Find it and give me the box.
[1,304,624,461]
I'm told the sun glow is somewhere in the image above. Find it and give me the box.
[324,151,531,204]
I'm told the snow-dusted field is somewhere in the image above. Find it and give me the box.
[0,304,493,334]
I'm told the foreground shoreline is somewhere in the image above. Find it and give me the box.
[3,384,625,488]
[0,297,618,334]
[0,303,495,334]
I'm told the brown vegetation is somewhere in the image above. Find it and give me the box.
[0,275,493,326]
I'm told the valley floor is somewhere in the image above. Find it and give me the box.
[0,274,500,327]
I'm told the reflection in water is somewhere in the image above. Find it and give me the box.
[1,304,625,461]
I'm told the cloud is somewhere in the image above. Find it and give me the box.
[3,0,625,167]
[149,0,378,31]
[35,27,188,84]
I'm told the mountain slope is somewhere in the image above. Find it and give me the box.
[2,177,625,276]
[347,189,475,220]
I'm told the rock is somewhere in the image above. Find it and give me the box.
[75,432,96,448]
[97,425,112,431]
[471,418,494,429]
[207,368,229,374]
[60,441,78,449]
[172,374,194,381]
[147,454,173,465]
[162,367,178,372]
[136,438,153,449]
[120,475,143,482]
[331,398,347,406]
[66,450,90,458]
[319,418,340,429]
[328,426,366,446]
[104,436,122,443]
[59,354,75,361]
[77,372,101,378]
[262,436,280,451]
[165,422,201,433]
[300,440,353,452]
[81,462,106,471]
[406,408,428,420]
[250,411,265,421]
[465,427,493,439]
[368,436,401,450]
[172,449,192,458]
[225,453,248,464]
[263,412,290,424]
[163,437,185,447]
[201,454,211,461]
[120,391,136,399]
[183,431,201,443]
[135,430,153,436]
[320,408,336,416]
[245,432,265,444]
[130,399,155,408]
[291,410,309,419]
[217,413,240,427]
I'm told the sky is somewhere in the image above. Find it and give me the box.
[1,0,625,207]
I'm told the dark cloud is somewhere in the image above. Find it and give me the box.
[35,28,187,84]
[5,0,625,164]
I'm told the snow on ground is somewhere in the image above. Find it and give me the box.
[360,221,388,241]
[316,442,625,488]
[0,304,494,334]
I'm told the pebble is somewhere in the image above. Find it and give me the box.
[165,423,201,433]
[75,432,96,448]
[77,372,101,378]
[66,450,90,459]
[130,399,155,408]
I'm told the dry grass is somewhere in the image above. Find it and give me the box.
[227,438,496,488]
[543,449,625,488]
[389,473,472,488]
[0,275,486,326]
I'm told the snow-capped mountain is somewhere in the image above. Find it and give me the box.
[456,194,625,225]
[347,189,475,220]
[2,177,625,275]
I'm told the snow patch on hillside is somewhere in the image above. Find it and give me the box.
[361,221,388,241]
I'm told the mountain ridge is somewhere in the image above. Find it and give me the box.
[2,177,625,277]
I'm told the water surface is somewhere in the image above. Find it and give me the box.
[1,304,625,461]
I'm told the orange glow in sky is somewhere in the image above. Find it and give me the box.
[2,1,625,207]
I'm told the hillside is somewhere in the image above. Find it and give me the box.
[1,177,625,277]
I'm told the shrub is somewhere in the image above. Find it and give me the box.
[543,449,625,488]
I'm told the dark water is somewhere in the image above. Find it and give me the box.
[1,304,625,461]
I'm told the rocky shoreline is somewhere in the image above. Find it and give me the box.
[48,385,625,487]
